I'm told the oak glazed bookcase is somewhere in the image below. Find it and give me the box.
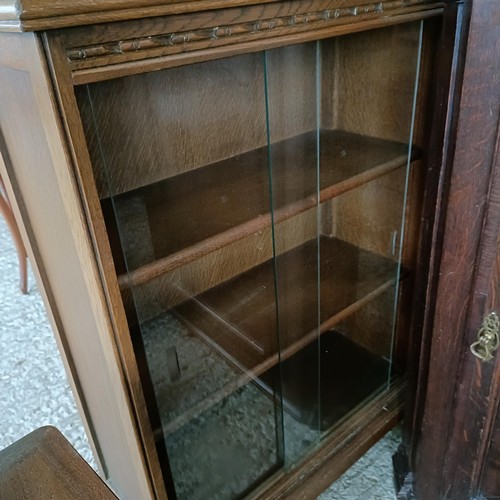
[0,0,461,498]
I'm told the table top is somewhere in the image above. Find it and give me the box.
[0,426,117,499]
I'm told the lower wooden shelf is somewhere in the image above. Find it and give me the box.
[174,235,399,372]
[153,235,401,434]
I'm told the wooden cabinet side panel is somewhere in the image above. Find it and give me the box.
[0,32,155,500]
[414,1,500,498]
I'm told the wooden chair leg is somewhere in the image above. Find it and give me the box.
[0,182,28,294]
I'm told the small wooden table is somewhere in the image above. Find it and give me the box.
[0,426,117,499]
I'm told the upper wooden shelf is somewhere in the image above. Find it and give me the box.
[113,129,419,289]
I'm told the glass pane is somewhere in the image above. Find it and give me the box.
[264,41,322,463]
[318,21,424,435]
[74,18,424,498]
[264,20,423,462]
[76,52,284,500]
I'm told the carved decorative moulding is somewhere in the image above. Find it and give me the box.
[54,0,442,82]
[66,0,401,62]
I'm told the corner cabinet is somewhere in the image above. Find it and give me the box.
[1,1,497,499]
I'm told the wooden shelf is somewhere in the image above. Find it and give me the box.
[113,130,417,288]
[161,235,400,433]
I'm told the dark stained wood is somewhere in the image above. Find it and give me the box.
[0,427,116,499]
[260,330,390,431]
[481,407,500,498]
[109,131,416,288]
[157,236,400,434]
[403,3,459,469]
[175,236,400,372]
[123,210,318,319]
[1,3,451,499]
[413,1,500,498]
[441,126,500,499]
[390,17,441,399]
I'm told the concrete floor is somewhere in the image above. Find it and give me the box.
[0,216,398,499]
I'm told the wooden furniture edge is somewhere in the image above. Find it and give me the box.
[42,31,170,500]
[118,148,413,289]
[0,0,277,32]
[249,380,406,499]
[0,0,440,32]
[164,276,398,435]
[69,6,444,84]
[395,0,458,477]
[0,92,105,479]
[416,0,500,494]
[0,31,157,499]
[0,426,117,499]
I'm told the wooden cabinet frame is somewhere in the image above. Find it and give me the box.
[5,1,486,499]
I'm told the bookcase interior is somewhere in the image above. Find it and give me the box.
[75,20,428,500]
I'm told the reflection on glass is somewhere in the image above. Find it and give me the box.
[264,21,423,463]
[75,20,423,499]
[79,52,285,500]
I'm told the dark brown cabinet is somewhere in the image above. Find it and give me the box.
[411,1,500,498]
[0,1,498,499]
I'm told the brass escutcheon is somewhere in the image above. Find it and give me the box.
[470,312,500,362]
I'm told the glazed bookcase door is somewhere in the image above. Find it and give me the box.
[74,19,425,500]
[76,53,286,500]
[264,22,424,466]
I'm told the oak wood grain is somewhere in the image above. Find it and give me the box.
[107,131,415,288]
[68,7,443,84]
[126,209,318,318]
[0,31,156,500]
[0,427,116,499]
[335,22,421,142]
[43,32,169,500]
[62,1,435,72]
[0,0,441,34]
[60,0,424,50]
[0,0,441,498]
[414,1,500,498]
[174,236,399,373]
